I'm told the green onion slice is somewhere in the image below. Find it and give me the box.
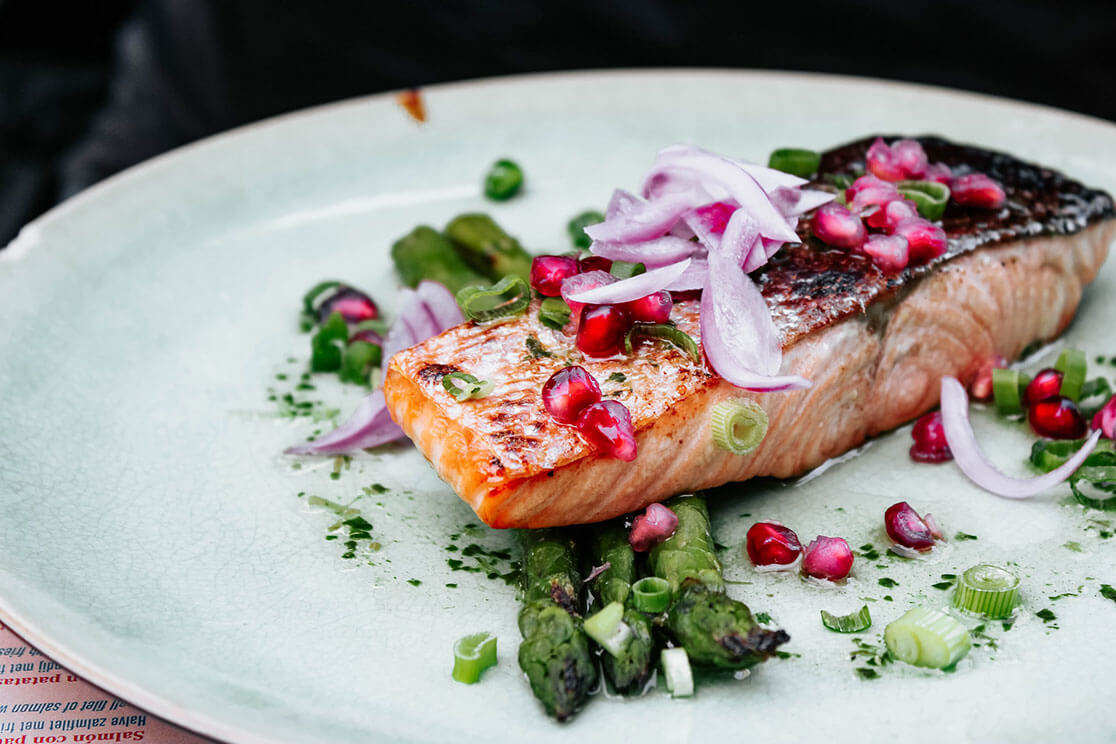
[1069,450,1116,511]
[339,341,381,386]
[884,607,971,669]
[624,323,701,363]
[452,632,498,684]
[896,180,951,221]
[710,399,769,455]
[1029,438,1113,473]
[952,564,1020,619]
[1054,348,1087,401]
[302,280,342,315]
[631,577,671,614]
[660,647,694,697]
[583,601,632,658]
[309,311,349,372]
[767,148,821,178]
[610,261,647,279]
[456,275,531,322]
[538,297,572,330]
[567,210,605,250]
[483,159,524,201]
[992,368,1029,415]
[442,372,494,402]
[820,604,872,633]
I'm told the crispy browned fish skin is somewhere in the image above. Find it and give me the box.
[383,138,1115,528]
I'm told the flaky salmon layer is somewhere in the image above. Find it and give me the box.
[384,223,1114,528]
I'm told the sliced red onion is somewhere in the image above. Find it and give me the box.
[700,212,810,391]
[605,188,642,219]
[589,235,698,266]
[629,502,679,552]
[585,192,694,243]
[286,389,403,455]
[770,186,834,218]
[560,269,616,320]
[657,144,808,192]
[665,257,708,291]
[939,376,1102,498]
[564,259,692,305]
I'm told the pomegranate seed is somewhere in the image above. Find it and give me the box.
[578,255,613,274]
[801,536,854,581]
[1092,395,1116,438]
[1024,368,1064,406]
[624,291,673,324]
[884,502,937,552]
[891,139,929,179]
[924,162,953,184]
[849,183,902,215]
[970,355,1008,401]
[951,173,1006,209]
[746,522,803,569]
[883,199,920,232]
[576,304,631,358]
[318,287,378,324]
[812,203,867,249]
[1028,395,1087,440]
[561,270,615,325]
[866,138,906,182]
[909,411,953,463]
[893,217,947,264]
[542,366,602,424]
[862,234,909,273]
[577,400,637,461]
[530,255,580,297]
[629,503,679,552]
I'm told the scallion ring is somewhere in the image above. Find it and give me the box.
[820,604,872,633]
[583,601,632,658]
[1054,348,1087,401]
[623,323,700,364]
[992,368,1029,415]
[710,399,769,455]
[631,577,671,614]
[538,297,572,330]
[442,372,494,402]
[884,607,971,669]
[767,148,821,178]
[951,564,1020,619]
[456,275,531,322]
[451,632,498,684]
[896,180,951,221]
[660,647,694,697]
[1069,450,1116,511]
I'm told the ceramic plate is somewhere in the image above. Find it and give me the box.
[2,70,1115,744]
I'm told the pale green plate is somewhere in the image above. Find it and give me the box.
[2,71,1115,744]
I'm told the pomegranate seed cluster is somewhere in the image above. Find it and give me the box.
[745,521,853,581]
[812,138,1006,275]
[542,366,637,461]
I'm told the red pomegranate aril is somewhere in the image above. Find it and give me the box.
[812,203,867,249]
[924,162,953,184]
[629,502,679,552]
[849,183,901,214]
[531,255,581,297]
[970,355,1008,401]
[801,536,854,581]
[951,173,1006,209]
[746,522,803,569]
[892,139,929,179]
[542,366,602,424]
[866,138,906,182]
[893,217,947,264]
[318,287,378,324]
[1093,395,1116,439]
[1028,395,1087,440]
[846,174,892,197]
[863,234,909,273]
[1024,368,1064,406]
[883,199,920,232]
[578,255,613,274]
[576,304,631,357]
[910,410,953,463]
[577,400,637,461]
[884,502,937,552]
[624,291,673,324]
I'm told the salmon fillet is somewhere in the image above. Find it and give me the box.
[383,136,1116,528]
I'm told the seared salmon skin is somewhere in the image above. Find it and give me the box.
[383,136,1116,528]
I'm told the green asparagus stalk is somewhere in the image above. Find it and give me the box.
[390,225,489,295]
[517,530,598,721]
[445,214,533,283]
[650,494,789,670]
[589,525,657,695]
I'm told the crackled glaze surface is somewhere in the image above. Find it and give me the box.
[2,71,1116,744]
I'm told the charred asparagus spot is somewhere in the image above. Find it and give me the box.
[588,524,657,695]
[517,530,597,722]
[649,494,790,669]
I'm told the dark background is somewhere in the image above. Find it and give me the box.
[2,0,1115,246]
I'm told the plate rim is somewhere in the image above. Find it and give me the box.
[2,66,1115,744]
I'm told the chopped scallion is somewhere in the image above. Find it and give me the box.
[767,148,821,178]
[710,399,769,455]
[452,632,498,684]
[952,564,1020,619]
[442,372,494,401]
[610,261,647,279]
[301,280,342,330]
[1069,450,1116,511]
[624,323,700,363]
[339,340,381,386]
[820,604,872,633]
[309,311,349,372]
[884,607,971,669]
[538,297,572,330]
[660,647,694,697]
[456,275,531,322]
[992,368,1029,415]
[897,180,951,221]
[631,577,671,614]
[583,601,632,658]
[1054,348,1087,401]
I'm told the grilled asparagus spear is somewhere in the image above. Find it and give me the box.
[589,524,657,695]
[391,225,489,295]
[649,494,789,670]
[445,213,533,283]
[517,529,598,721]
